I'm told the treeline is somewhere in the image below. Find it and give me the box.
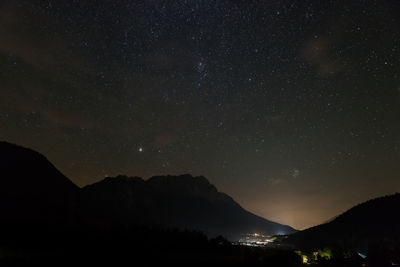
[0,223,303,266]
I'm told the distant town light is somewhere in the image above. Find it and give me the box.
[358,252,367,259]
[302,255,308,264]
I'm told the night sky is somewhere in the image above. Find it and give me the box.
[1,0,400,229]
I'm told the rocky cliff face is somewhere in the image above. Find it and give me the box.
[80,174,297,239]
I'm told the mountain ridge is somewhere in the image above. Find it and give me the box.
[80,173,297,239]
[0,141,296,240]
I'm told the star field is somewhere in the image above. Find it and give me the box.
[0,0,399,229]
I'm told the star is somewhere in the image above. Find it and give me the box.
[2,0,399,231]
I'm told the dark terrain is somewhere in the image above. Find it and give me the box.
[80,174,295,239]
[0,141,297,265]
[284,193,400,266]
[1,141,399,266]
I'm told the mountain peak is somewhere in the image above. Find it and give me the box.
[147,174,213,187]
[1,142,296,240]
[147,174,211,185]
[146,174,222,201]
[103,175,145,184]
[81,173,296,239]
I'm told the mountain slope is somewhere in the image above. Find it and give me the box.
[0,142,78,225]
[80,174,297,239]
[286,193,400,252]
[0,141,78,194]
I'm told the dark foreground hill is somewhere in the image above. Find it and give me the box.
[80,174,296,239]
[0,142,78,230]
[285,193,400,261]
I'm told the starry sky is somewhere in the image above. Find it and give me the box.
[1,0,400,230]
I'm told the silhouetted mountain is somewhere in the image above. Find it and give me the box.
[286,193,400,253]
[0,141,295,241]
[80,174,296,239]
[0,141,78,230]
